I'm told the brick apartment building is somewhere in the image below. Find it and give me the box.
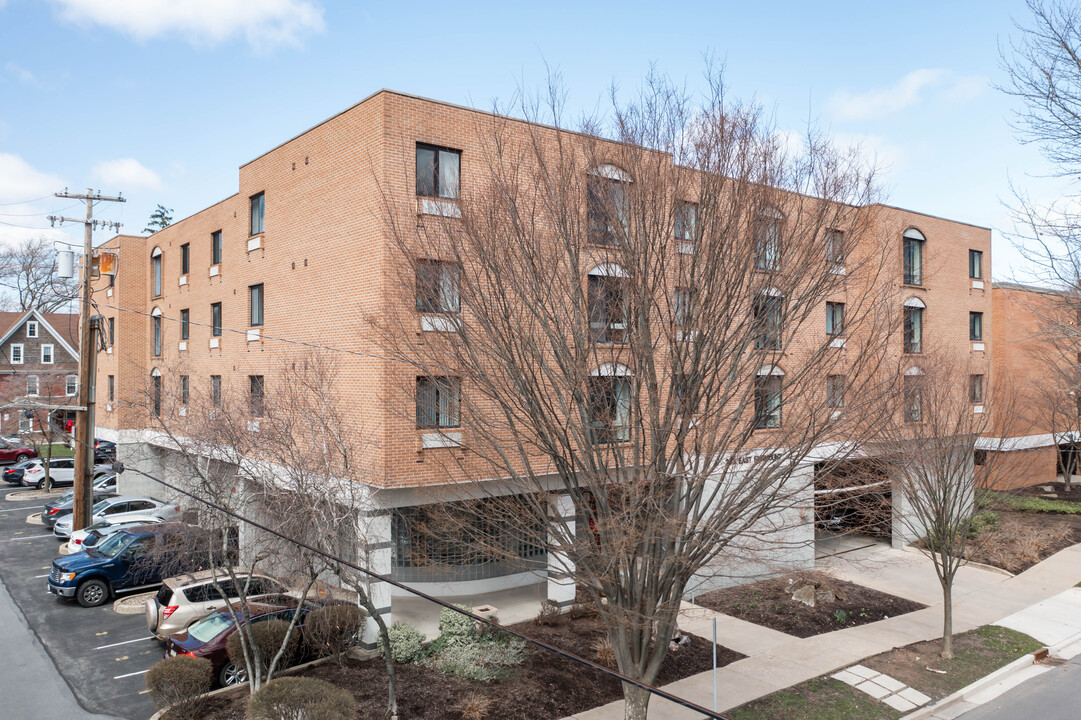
[92,90,993,625]
[0,309,79,437]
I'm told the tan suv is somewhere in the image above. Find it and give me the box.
[145,570,292,639]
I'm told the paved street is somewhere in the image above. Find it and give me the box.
[960,655,1081,720]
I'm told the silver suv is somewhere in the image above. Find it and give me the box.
[145,570,293,639]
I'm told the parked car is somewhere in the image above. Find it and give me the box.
[20,458,112,489]
[40,474,120,527]
[2,459,35,485]
[146,570,294,640]
[48,522,230,607]
[67,515,164,553]
[0,439,35,465]
[94,439,116,463]
[52,496,181,539]
[164,599,321,686]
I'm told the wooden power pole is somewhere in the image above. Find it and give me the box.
[49,189,124,531]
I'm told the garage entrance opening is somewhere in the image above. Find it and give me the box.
[814,460,892,558]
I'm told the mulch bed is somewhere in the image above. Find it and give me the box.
[966,509,1081,573]
[1008,481,1081,504]
[694,571,925,638]
[198,614,743,720]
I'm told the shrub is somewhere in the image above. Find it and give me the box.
[246,677,355,720]
[226,619,301,677]
[386,621,426,664]
[568,602,598,620]
[144,655,213,720]
[458,692,493,720]
[969,510,999,538]
[432,637,527,682]
[592,635,616,667]
[439,604,478,646]
[533,599,564,626]
[304,604,366,663]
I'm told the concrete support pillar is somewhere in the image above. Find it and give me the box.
[547,492,576,609]
[360,511,393,651]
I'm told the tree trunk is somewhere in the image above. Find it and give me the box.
[354,585,398,720]
[941,580,954,659]
[623,683,650,720]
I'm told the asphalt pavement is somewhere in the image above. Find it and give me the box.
[960,655,1081,720]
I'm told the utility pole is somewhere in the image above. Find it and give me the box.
[49,189,124,532]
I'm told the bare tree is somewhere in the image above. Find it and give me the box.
[377,71,899,720]
[0,237,78,312]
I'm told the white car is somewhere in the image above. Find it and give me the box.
[52,496,181,539]
[20,458,112,489]
[66,515,164,553]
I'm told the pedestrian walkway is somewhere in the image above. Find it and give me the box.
[561,541,1081,719]
[831,664,931,713]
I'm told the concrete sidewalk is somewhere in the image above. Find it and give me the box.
[562,541,1081,719]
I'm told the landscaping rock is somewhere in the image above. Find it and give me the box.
[792,584,816,607]
[814,587,836,605]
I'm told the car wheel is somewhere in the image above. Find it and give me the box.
[219,661,247,687]
[15,454,27,463]
[76,579,109,608]
[35,479,45,490]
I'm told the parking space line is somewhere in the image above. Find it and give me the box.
[96,636,154,650]
[0,506,43,513]
[32,573,49,578]
[0,534,53,543]
[113,669,150,680]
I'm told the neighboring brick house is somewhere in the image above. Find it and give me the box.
[92,90,992,621]
[0,309,80,436]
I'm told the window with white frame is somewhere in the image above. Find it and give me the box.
[26,375,38,396]
[588,271,629,343]
[152,247,163,297]
[11,344,23,365]
[18,415,30,433]
[65,375,77,396]
[41,344,54,364]
[754,365,784,429]
[904,367,924,422]
[588,364,633,443]
[26,321,38,338]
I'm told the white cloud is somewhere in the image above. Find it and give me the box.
[3,62,37,85]
[92,158,162,191]
[50,0,324,49]
[829,69,987,122]
[0,154,63,203]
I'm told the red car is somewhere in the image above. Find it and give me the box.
[0,440,35,465]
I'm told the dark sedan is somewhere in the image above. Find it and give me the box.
[41,481,118,528]
[2,459,34,485]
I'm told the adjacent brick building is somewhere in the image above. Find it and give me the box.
[0,309,79,437]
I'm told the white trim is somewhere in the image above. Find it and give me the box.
[178,407,186,417]
[904,366,925,376]
[903,228,926,241]
[10,343,23,365]
[830,264,846,276]
[977,431,1081,451]
[419,198,462,218]
[761,286,784,298]
[903,297,926,308]
[209,264,220,278]
[677,241,695,255]
[421,315,460,332]
[178,341,187,351]
[589,164,631,182]
[829,337,846,349]
[591,362,633,377]
[106,288,113,298]
[246,328,261,342]
[587,263,629,278]
[421,431,463,449]
[756,364,785,376]
[64,375,77,396]
[0,310,78,362]
[25,321,37,338]
[150,368,162,377]
[972,342,985,352]
[247,236,262,252]
[150,307,163,317]
[179,275,187,286]
[973,405,985,414]
[26,375,38,397]
[151,246,163,258]
[40,344,54,364]
[209,338,220,349]
[971,280,984,290]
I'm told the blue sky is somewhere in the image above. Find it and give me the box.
[0,0,1066,279]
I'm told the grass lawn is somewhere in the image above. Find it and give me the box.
[38,443,73,458]
[726,626,1042,720]
[985,491,1081,515]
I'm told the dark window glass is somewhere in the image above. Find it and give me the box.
[588,275,628,343]
[415,144,461,199]
[674,201,697,241]
[754,374,783,429]
[673,287,694,327]
[587,177,628,246]
[211,375,222,408]
[970,311,983,341]
[211,231,222,265]
[108,317,115,346]
[152,315,162,356]
[249,375,264,417]
[152,374,162,417]
[673,373,696,415]
[825,229,846,265]
[108,375,114,403]
[904,374,923,422]
[826,302,845,336]
[969,250,983,279]
[754,215,782,271]
[180,375,189,405]
[250,193,265,235]
[180,309,189,340]
[152,254,162,297]
[180,243,190,275]
[416,376,460,429]
[970,374,984,403]
[827,374,845,409]
[211,303,222,337]
[753,293,783,350]
[903,237,924,285]
[415,261,460,313]
[903,306,923,354]
[588,376,632,443]
[249,284,264,326]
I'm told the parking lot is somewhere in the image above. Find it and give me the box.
[0,484,157,720]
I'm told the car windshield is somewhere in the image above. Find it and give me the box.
[187,613,236,644]
[92,499,113,514]
[59,490,74,502]
[85,519,112,531]
[13,460,33,469]
[94,532,131,558]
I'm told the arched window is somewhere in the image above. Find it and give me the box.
[589,363,632,443]
[587,165,631,246]
[151,247,163,298]
[754,364,784,429]
[903,228,925,286]
[903,297,925,354]
[151,368,162,417]
[151,307,163,357]
[587,264,629,343]
[903,366,924,423]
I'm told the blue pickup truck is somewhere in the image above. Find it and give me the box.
[48,523,216,607]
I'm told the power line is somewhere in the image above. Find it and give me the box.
[0,195,54,206]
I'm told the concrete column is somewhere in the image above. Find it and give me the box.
[360,510,393,651]
[547,492,576,609]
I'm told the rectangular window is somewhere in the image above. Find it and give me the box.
[415,143,461,200]
[250,193,265,235]
[753,294,783,351]
[416,376,461,429]
[903,237,924,285]
[210,375,222,408]
[249,375,264,417]
[152,374,162,417]
[180,243,190,275]
[26,321,38,338]
[825,302,845,336]
[754,215,782,271]
[152,315,162,356]
[903,307,923,354]
[65,375,77,396]
[588,275,628,343]
[904,375,923,422]
[211,231,222,265]
[152,253,162,297]
[969,250,983,280]
[180,309,189,340]
[415,261,461,314]
[587,177,628,246]
[827,374,845,409]
[180,375,189,405]
[18,415,30,433]
[672,373,695,415]
[970,311,983,341]
[211,303,222,337]
[41,344,53,364]
[26,375,38,396]
[673,287,694,326]
[108,375,114,403]
[970,374,984,403]
[754,374,783,429]
[10,344,23,365]
[674,201,697,241]
[825,229,846,265]
[588,376,632,443]
[249,284,264,326]
[108,317,115,345]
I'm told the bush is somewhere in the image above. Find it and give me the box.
[304,604,366,663]
[969,510,999,538]
[592,635,616,667]
[145,655,213,720]
[458,692,493,720]
[386,621,426,664]
[568,602,598,620]
[533,599,564,626]
[246,677,355,720]
[431,636,527,682]
[226,619,302,677]
[439,604,478,646]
